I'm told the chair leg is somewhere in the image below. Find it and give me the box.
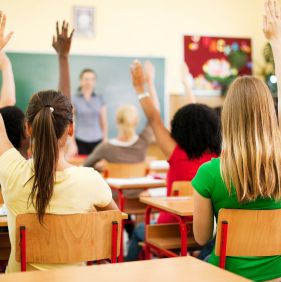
[219,221,228,269]
[111,221,118,263]
[20,226,26,272]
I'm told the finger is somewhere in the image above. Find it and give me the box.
[0,15,6,34]
[62,20,67,36]
[263,15,268,32]
[2,32,13,47]
[56,21,59,37]
[52,35,56,47]
[0,11,2,26]
[274,0,280,18]
[69,29,75,39]
[268,0,275,19]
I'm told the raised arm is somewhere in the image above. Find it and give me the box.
[130,60,176,158]
[52,21,74,101]
[0,13,13,154]
[182,62,196,104]
[0,51,15,107]
[0,12,13,51]
[264,0,281,125]
[144,61,160,111]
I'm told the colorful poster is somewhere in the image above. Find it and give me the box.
[184,35,252,95]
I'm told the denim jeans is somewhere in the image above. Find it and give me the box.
[125,223,145,261]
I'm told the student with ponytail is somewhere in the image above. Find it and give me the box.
[0,90,118,272]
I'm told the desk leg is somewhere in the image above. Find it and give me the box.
[145,206,152,260]
[117,190,125,262]
[178,217,187,256]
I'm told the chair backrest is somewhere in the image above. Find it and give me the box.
[171,181,193,196]
[215,209,281,258]
[0,188,3,204]
[15,211,122,265]
[104,162,148,178]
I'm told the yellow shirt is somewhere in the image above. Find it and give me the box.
[0,148,112,272]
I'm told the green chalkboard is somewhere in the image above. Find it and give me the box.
[6,52,165,138]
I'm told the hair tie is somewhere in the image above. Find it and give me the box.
[44,105,54,113]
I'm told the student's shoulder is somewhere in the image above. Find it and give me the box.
[199,157,220,172]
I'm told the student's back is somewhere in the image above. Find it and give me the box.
[0,151,111,272]
[0,90,116,272]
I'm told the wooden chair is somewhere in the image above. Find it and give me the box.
[171,181,193,196]
[104,162,148,178]
[215,209,281,269]
[15,211,122,272]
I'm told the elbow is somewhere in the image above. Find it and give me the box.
[193,226,212,246]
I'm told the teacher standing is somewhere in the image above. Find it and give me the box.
[72,69,108,155]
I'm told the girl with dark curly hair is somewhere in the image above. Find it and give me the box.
[126,61,221,261]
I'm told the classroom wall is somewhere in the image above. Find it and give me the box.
[1,0,265,107]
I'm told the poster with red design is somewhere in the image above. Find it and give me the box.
[184,35,252,95]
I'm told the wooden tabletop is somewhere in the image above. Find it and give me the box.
[140,196,194,216]
[106,177,166,190]
[0,256,249,282]
[0,216,7,227]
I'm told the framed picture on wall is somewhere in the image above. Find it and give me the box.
[184,35,252,95]
[73,6,95,37]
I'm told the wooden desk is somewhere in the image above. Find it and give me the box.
[106,177,166,215]
[140,196,194,258]
[140,196,193,216]
[0,216,7,227]
[0,256,249,282]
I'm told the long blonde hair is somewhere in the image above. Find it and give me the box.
[221,76,281,202]
[116,105,139,139]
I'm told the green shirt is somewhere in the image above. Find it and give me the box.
[192,158,281,282]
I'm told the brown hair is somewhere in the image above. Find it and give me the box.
[221,76,281,202]
[26,90,73,222]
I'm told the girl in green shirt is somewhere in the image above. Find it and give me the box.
[192,1,281,281]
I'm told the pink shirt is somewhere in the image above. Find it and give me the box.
[157,145,217,223]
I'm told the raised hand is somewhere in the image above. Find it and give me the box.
[130,60,145,94]
[0,12,13,50]
[263,0,281,44]
[144,60,155,86]
[52,21,74,57]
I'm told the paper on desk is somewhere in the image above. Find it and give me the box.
[149,160,169,170]
[148,188,167,197]
[106,177,165,186]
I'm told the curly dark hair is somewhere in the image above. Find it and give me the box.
[171,103,221,159]
[0,106,25,149]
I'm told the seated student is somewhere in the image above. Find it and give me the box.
[0,90,118,272]
[191,1,281,280]
[83,61,158,174]
[83,103,153,173]
[126,61,221,261]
